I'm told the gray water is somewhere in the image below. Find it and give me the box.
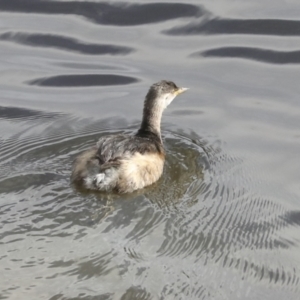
[1,1,300,299]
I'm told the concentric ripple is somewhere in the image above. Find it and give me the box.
[0,114,299,299]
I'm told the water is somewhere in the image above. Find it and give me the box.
[1,0,300,299]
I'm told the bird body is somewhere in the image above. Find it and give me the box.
[71,80,187,193]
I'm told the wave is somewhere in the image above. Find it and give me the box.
[0,32,134,55]
[193,47,300,64]
[165,17,300,36]
[0,0,202,26]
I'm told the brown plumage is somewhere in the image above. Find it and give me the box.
[71,80,188,193]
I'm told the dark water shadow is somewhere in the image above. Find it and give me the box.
[27,74,139,87]
[193,47,300,64]
[0,106,63,121]
[0,173,60,194]
[165,18,300,36]
[281,211,300,226]
[0,32,134,55]
[49,293,112,300]
[120,286,152,300]
[0,0,203,26]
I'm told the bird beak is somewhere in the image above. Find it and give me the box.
[175,87,189,95]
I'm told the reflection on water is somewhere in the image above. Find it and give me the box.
[196,47,300,65]
[28,74,139,87]
[1,0,300,299]
[0,0,202,26]
[0,32,134,56]
[165,18,300,36]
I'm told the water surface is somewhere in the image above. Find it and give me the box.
[1,1,300,299]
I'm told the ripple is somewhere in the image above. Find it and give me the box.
[164,18,300,36]
[0,116,126,167]
[49,295,112,300]
[194,47,300,64]
[0,173,60,194]
[49,293,112,300]
[49,252,115,279]
[0,32,134,56]
[0,0,202,26]
[27,74,139,87]
[144,131,207,210]
[145,133,300,288]
[1,117,300,298]
[120,286,152,300]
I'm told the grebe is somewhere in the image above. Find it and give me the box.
[71,80,188,193]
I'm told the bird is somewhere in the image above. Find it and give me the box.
[71,80,188,193]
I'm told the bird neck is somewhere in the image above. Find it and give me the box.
[138,97,164,140]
